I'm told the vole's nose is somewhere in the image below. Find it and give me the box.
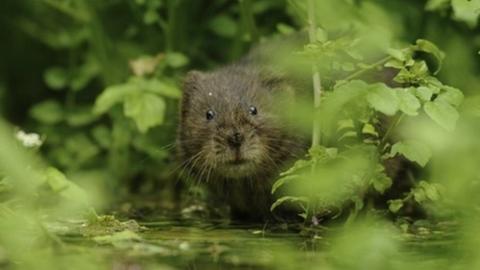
[227,132,244,148]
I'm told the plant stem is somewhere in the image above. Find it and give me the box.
[380,113,405,151]
[165,0,179,52]
[239,0,259,43]
[336,56,392,88]
[308,0,322,147]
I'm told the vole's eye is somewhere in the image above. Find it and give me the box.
[248,106,258,116]
[206,110,215,120]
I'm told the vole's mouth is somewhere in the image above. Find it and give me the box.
[216,156,257,178]
[226,158,248,165]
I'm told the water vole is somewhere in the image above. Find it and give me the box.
[177,60,306,220]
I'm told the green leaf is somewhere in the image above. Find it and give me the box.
[70,57,100,91]
[66,106,98,126]
[45,167,88,205]
[45,167,70,191]
[410,60,430,78]
[94,84,136,115]
[165,52,189,68]
[309,145,338,159]
[271,175,296,194]
[298,213,308,220]
[276,23,295,35]
[387,48,407,61]
[208,15,237,37]
[384,59,404,69]
[424,100,460,131]
[415,86,433,102]
[414,39,445,74]
[437,86,464,107]
[391,140,432,167]
[366,83,399,116]
[394,68,414,84]
[452,0,480,28]
[29,100,64,124]
[144,9,160,25]
[372,173,392,194]
[44,67,68,90]
[388,199,404,213]
[362,123,378,136]
[419,181,440,201]
[396,90,421,116]
[279,159,311,176]
[320,81,371,138]
[413,187,427,203]
[270,196,308,212]
[424,76,443,93]
[124,92,166,133]
[143,78,181,98]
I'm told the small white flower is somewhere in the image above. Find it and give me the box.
[15,130,43,148]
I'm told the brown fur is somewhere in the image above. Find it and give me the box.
[177,62,306,220]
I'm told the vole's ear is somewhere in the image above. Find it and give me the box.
[259,71,296,102]
[260,70,288,91]
[181,71,204,118]
[261,75,285,90]
[182,70,205,96]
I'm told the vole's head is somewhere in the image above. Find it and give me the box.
[178,65,298,180]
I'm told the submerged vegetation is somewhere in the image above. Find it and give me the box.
[1,0,480,269]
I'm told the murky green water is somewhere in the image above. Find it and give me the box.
[50,214,460,270]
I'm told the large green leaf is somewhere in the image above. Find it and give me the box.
[94,84,136,115]
[414,39,445,74]
[44,67,68,90]
[208,15,237,37]
[141,78,181,98]
[29,100,64,124]
[415,86,433,102]
[452,0,480,28]
[271,175,297,194]
[320,80,369,137]
[366,83,399,116]
[437,86,464,107]
[45,167,88,205]
[66,106,98,127]
[391,140,432,167]
[396,90,420,116]
[124,92,166,133]
[424,99,459,131]
[165,52,189,68]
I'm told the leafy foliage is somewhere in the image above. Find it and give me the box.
[271,6,465,221]
[0,0,480,268]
